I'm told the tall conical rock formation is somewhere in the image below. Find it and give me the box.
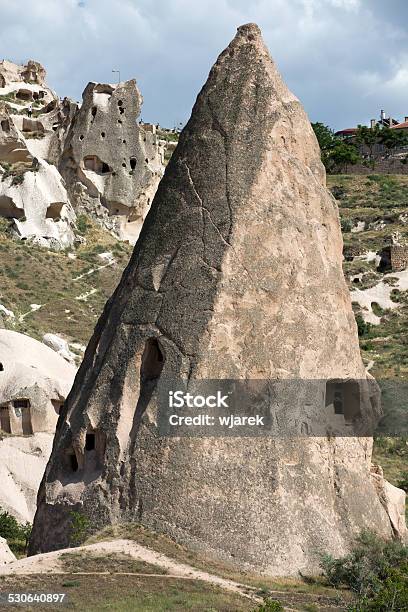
[29,24,404,573]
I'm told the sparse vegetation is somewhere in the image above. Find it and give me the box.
[321,531,408,611]
[0,213,132,346]
[69,510,91,546]
[0,510,32,556]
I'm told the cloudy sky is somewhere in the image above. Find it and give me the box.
[0,0,407,130]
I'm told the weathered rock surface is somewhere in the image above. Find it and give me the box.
[0,329,76,435]
[1,60,163,248]
[42,333,77,365]
[60,80,164,243]
[0,536,15,564]
[0,99,77,249]
[29,25,404,573]
[0,433,53,523]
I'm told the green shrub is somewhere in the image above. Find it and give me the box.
[371,302,386,317]
[0,510,32,554]
[254,598,284,612]
[76,214,91,236]
[11,173,25,186]
[397,471,408,493]
[356,314,371,337]
[341,218,353,233]
[321,531,408,608]
[69,510,91,546]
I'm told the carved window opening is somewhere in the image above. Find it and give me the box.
[325,380,361,423]
[13,400,33,435]
[140,338,164,383]
[85,433,95,451]
[83,155,112,174]
[69,452,78,472]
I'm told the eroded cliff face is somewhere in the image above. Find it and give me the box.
[0,61,164,247]
[59,81,164,243]
[29,24,405,573]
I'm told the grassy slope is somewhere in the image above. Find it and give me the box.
[0,573,253,612]
[0,215,132,354]
[0,526,348,611]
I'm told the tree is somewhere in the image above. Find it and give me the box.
[330,142,360,173]
[379,127,408,153]
[356,124,381,160]
[312,122,360,173]
[311,122,337,170]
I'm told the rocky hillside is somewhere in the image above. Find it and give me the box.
[330,174,408,380]
[0,59,166,248]
[0,213,132,360]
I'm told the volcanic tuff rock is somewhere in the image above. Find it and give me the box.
[0,433,53,523]
[30,24,405,573]
[0,537,15,564]
[59,80,164,243]
[0,70,77,249]
[0,329,76,435]
[0,61,164,247]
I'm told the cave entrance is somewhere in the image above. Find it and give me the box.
[16,89,32,101]
[13,399,33,435]
[83,155,112,174]
[325,380,361,423]
[0,406,11,434]
[85,432,95,451]
[69,452,78,472]
[140,338,164,383]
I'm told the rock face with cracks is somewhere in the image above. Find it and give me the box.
[30,25,405,573]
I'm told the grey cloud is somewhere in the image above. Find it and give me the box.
[0,0,407,130]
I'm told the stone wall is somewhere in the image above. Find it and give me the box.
[390,245,408,271]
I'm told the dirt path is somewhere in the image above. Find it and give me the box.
[0,539,262,604]
[0,539,345,610]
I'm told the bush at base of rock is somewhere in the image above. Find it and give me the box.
[321,530,408,610]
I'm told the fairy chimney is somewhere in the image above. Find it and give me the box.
[29,24,402,573]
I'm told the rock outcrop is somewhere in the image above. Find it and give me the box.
[0,537,15,564]
[0,96,77,249]
[29,25,404,573]
[0,433,53,523]
[60,80,164,243]
[0,60,51,103]
[0,329,76,435]
[1,60,164,248]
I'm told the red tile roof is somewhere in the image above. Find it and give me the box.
[392,121,408,130]
[336,128,358,134]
